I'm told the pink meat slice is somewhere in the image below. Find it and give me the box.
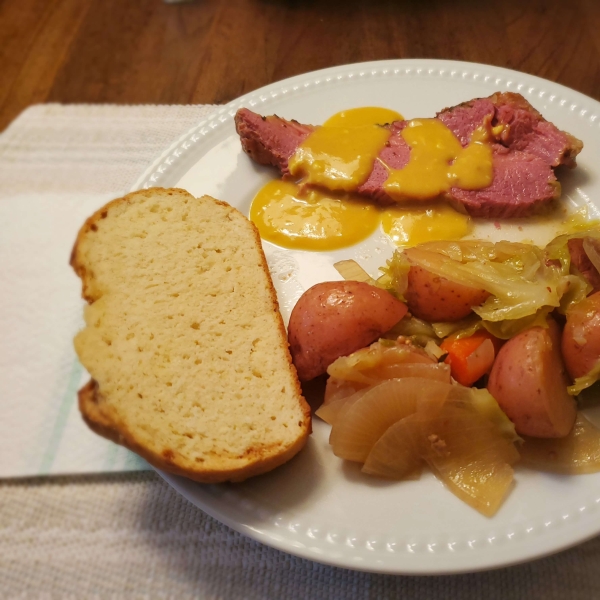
[449,150,560,218]
[358,121,410,205]
[490,93,583,168]
[235,108,314,175]
[234,93,583,218]
[436,97,496,145]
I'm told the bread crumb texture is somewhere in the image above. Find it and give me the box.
[72,188,310,482]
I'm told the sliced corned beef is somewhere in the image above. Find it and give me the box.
[448,150,560,218]
[439,92,583,168]
[235,108,314,175]
[436,98,496,146]
[234,93,583,219]
[358,121,410,205]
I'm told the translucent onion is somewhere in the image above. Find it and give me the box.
[326,340,437,386]
[465,338,495,379]
[417,403,520,516]
[583,237,600,274]
[362,415,423,479]
[330,378,451,462]
[333,259,378,286]
[520,414,600,474]
[425,340,447,360]
[316,388,369,426]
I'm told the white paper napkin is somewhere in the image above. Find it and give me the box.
[0,103,216,476]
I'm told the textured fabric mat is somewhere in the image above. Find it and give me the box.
[3,471,600,599]
[0,104,218,477]
[2,104,600,598]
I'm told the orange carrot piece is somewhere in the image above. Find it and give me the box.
[440,331,502,386]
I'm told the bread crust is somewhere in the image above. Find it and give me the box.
[72,188,311,483]
[79,379,310,483]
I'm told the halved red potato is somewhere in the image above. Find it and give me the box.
[288,281,407,381]
[405,265,490,322]
[568,238,600,293]
[488,319,576,438]
[562,291,600,380]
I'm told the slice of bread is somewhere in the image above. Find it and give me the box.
[71,187,311,482]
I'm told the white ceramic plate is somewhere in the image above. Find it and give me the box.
[133,59,600,574]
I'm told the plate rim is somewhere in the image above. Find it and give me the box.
[132,58,600,575]
[156,469,600,576]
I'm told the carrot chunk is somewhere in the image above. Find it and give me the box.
[440,331,502,386]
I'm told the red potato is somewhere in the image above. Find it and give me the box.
[562,291,600,379]
[405,265,491,322]
[568,238,600,293]
[288,281,408,381]
[488,319,576,438]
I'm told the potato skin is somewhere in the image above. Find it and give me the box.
[288,281,408,381]
[405,266,490,322]
[562,291,600,380]
[568,238,600,293]
[488,320,576,438]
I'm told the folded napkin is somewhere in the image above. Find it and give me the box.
[0,103,216,477]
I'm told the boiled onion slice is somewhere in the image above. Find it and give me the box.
[418,404,519,517]
[321,339,450,412]
[360,388,519,515]
[316,388,368,426]
[330,378,451,462]
[465,338,495,379]
[323,377,363,405]
[323,362,450,407]
[326,340,438,386]
[362,414,423,479]
[520,414,600,474]
[333,259,378,286]
[369,362,451,383]
[319,340,450,426]
[583,237,600,275]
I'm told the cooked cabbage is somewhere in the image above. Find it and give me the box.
[384,315,439,346]
[569,361,600,396]
[382,237,592,323]
[377,250,410,299]
[545,228,600,312]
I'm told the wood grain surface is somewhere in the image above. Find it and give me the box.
[1,0,600,131]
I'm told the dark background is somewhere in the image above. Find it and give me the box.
[1,0,599,131]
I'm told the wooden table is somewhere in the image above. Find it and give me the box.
[1,0,600,132]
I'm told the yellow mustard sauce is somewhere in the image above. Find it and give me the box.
[322,107,404,127]
[560,207,600,234]
[383,119,494,200]
[381,204,473,246]
[287,124,391,192]
[249,107,487,251]
[286,106,403,192]
[249,180,380,251]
